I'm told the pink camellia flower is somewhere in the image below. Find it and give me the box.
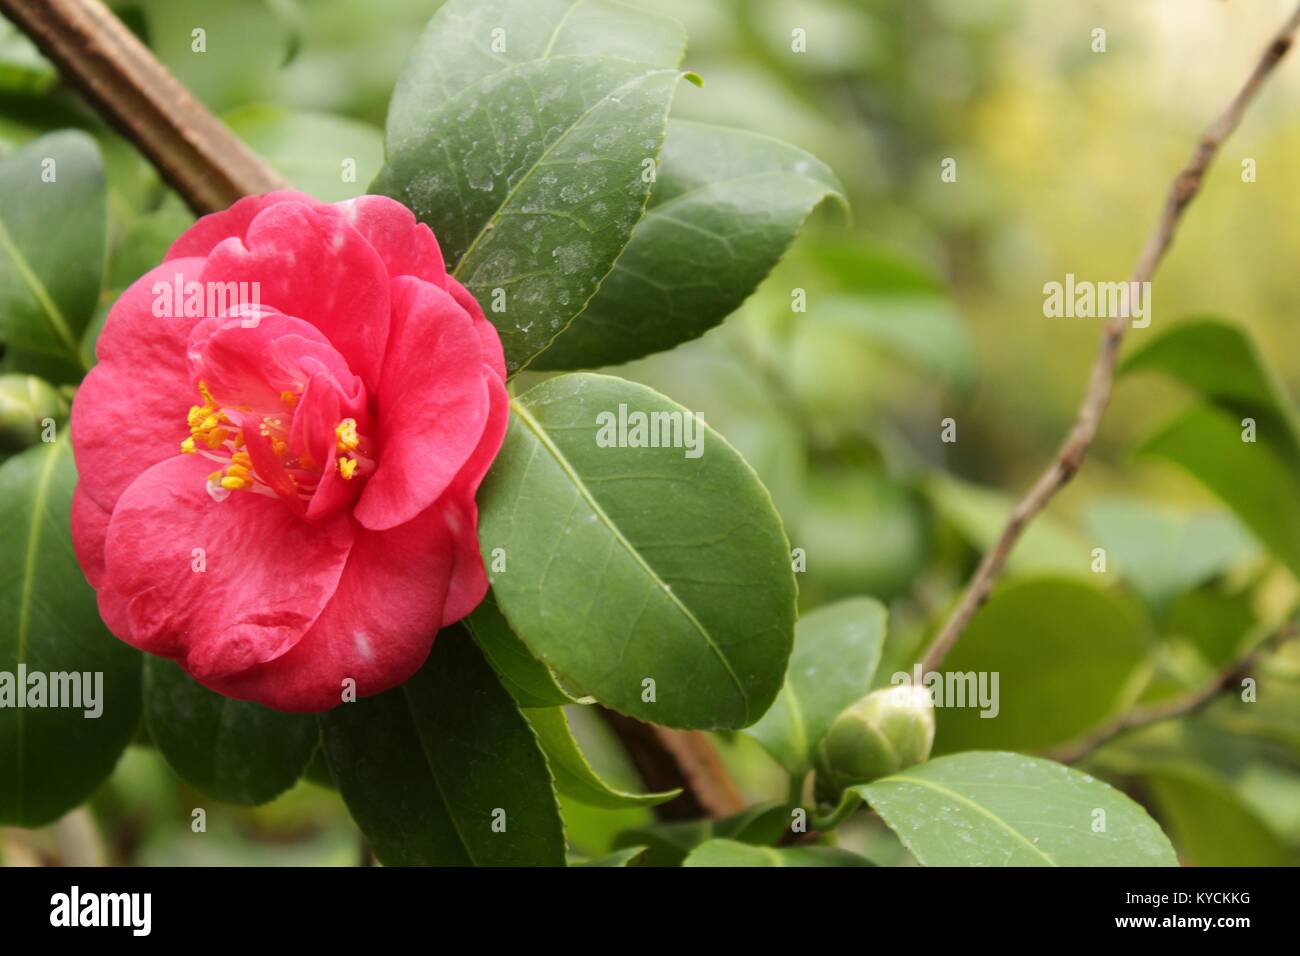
[69,191,508,712]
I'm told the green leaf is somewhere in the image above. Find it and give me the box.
[1084,495,1256,610]
[816,294,973,389]
[0,438,141,826]
[744,597,886,774]
[225,105,384,203]
[575,845,647,866]
[793,240,976,388]
[1146,766,1293,866]
[1120,317,1300,444]
[143,656,319,806]
[383,0,685,137]
[0,131,105,363]
[374,0,693,372]
[1137,404,1300,578]
[533,119,845,369]
[523,705,679,809]
[82,203,195,368]
[683,839,873,867]
[319,630,564,866]
[925,474,1088,576]
[0,20,54,95]
[1122,318,1300,579]
[934,578,1151,754]
[613,801,791,867]
[856,752,1177,866]
[468,591,584,707]
[478,373,797,729]
[131,0,296,113]
[797,465,929,601]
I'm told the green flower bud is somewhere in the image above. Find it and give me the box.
[814,684,935,802]
[0,374,66,454]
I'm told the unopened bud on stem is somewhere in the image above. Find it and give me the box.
[814,684,935,802]
[0,374,66,453]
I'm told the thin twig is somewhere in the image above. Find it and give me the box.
[0,0,287,214]
[921,4,1300,674]
[1043,622,1296,764]
[597,708,747,820]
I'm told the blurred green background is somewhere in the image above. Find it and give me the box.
[3,0,1299,866]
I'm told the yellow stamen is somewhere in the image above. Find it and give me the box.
[336,418,360,452]
[220,476,250,490]
[338,456,358,480]
[180,436,196,454]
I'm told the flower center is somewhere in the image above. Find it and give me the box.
[179,380,373,506]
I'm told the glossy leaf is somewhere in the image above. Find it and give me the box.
[524,705,679,809]
[143,656,319,806]
[682,839,874,867]
[745,597,886,774]
[320,630,565,866]
[856,752,1177,866]
[1120,316,1300,445]
[0,438,140,826]
[478,373,797,729]
[534,119,845,369]
[468,592,583,708]
[934,578,1151,753]
[374,0,693,372]
[0,131,105,362]
[613,802,791,867]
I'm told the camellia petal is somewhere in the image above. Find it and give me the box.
[100,455,354,677]
[440,372,509,625]
[202,503,457,712]
[354,276,489,532]
[70,486,110,591]
[447,275,506,382]
[70,257,207,513]
[199,201,392,392]
[338,194,448,289]
[164,190,315,261]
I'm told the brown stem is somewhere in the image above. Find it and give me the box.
[0,0,287,214]
[1043,622,1296,764]
[921,4,1300,674]
[598,708,747,821]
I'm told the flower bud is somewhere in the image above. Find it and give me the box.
[814,684,935,802]
[0,374,66,454]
